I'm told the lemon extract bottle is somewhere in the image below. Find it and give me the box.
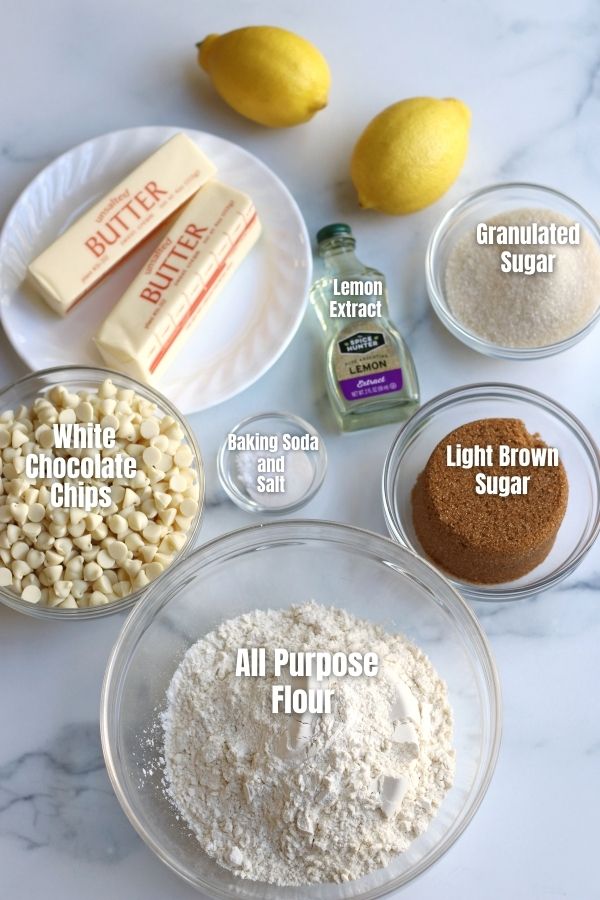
[310,224,419,432]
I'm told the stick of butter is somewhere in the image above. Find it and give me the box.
[94,180,261,383]
[27,133,217,315]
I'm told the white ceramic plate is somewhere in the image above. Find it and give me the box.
[0,126,311,413]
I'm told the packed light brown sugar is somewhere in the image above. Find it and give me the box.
[411,418,569,584]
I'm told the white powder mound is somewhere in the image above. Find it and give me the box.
[235,446,314,509]
[445,208,600,347]
[162,602,455,886]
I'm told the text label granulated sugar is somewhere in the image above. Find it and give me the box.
[445,208,600,347]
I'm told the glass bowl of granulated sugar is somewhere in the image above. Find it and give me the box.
[426,182,600,358]
[101,520,500,899]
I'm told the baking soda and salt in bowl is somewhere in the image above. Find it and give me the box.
[426,183,600,357]
[218,412,327,513]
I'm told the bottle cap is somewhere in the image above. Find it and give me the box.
[316,223,353,243]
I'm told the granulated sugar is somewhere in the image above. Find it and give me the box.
[162,602,454,886]
[445,208,600,347]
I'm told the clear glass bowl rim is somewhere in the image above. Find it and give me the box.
[101,518,502,900]
[425,181,600,359]
[382,381,600,601]
[217,411,328,514]
[0,364,205,619]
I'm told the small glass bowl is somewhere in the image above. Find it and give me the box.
[382,382,600,602]
[0,365,204,619]
[217,412,327,514]
[426,182,600,359]
[101,520,501,899]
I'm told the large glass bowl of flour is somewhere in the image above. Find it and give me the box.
[101,520,501,899]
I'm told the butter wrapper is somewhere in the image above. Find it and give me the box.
[27,133,217,315]
[94,180,261,383]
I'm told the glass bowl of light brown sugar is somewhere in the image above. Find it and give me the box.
[382,383,600,602]
[426,182,600,358]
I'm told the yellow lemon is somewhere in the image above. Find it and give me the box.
[197,26,331,128]
[351,98,471,214]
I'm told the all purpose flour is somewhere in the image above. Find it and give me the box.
[162,602,455,885]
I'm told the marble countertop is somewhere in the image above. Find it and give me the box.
[1,1,599,898]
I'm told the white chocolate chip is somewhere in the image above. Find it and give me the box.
[127,510,148,532]
[122,488,138,508]
[107,514,128,537]
[93,574,113,594]
[158,508,176,527]
[140,417,160,439]
[21,584,42,604]
[169,472,187,493]
[12,559,32,579]
[144,561,164,582]
[108,540,128,563]
[179,498,198,519]
[132,570,149,590]
[142,522,162,544]
[10,502,28,525]
[153,491,171,510]
[11,540,29,560]
[76,401,94,423]
[174,445,193,468]
[53,580,72,600]
[142,445,161,468]
[26,549,44,569]
[97,548,116,569]
[85,513,102,532]
[83,561,102,582]
[42,565,63,585]
[27,502,46,523]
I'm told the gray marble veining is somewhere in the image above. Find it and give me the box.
[0,723,138,861]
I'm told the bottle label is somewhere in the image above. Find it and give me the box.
[339,368,403,400]
[334,330,403,402]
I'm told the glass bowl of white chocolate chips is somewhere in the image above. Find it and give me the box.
[102,520,501,899]
[0,365,203,618]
